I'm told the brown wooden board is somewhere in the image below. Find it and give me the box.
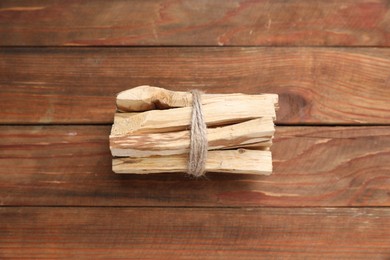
[0,0,389,47]
[1,125,389,207]
[1,47,389,124]
[1,207,389,259]
[1,0,389,257]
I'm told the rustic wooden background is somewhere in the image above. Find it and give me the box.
[1,0,389,259]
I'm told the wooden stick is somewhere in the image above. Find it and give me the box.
[110,118,274,157]
[222,140,272,150]
[116,85,279,112]
[113,149,272,175]
[111,99,276,134]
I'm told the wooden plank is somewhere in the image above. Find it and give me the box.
[0,47,389,124]
[0,207,389,259]
[0,0,389,46]
[0,125,389,207]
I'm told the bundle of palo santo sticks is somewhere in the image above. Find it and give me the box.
[110,86,278,175]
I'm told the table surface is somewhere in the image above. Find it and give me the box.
[1,1,389,259]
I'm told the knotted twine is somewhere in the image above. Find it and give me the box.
[187,90,208,177]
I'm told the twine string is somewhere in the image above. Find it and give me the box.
[187,90,208,177]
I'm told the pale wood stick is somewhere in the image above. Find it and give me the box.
[116,85,279,112]
[113,149,272,175]
[221,140,272,150]
[111,99,276,135]
[110,118,274,157]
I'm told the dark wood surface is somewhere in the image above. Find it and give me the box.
[1,47,389,124]
[0,0,389,46]
[1,0,389,258]
[1,207,389,259]
[1,125,389,207]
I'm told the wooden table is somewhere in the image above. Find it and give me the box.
[1,1,389,259]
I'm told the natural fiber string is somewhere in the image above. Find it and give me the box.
[187,90,208,177]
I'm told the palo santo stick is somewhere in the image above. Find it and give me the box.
[111,99,276,134]
[221,140,272,150]
[110,117,274,157]
[117,85,279,112]
[113,149,272,175]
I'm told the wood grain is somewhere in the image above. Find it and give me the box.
[1,125,389,207]
[0,0,389,46]
[116,85,279,112]
[2,1,388,256]
[113,150,272,175]
[112,99,275,134]
[1,207,389,259]
[1,47,389,124]
[110,118,273,157]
